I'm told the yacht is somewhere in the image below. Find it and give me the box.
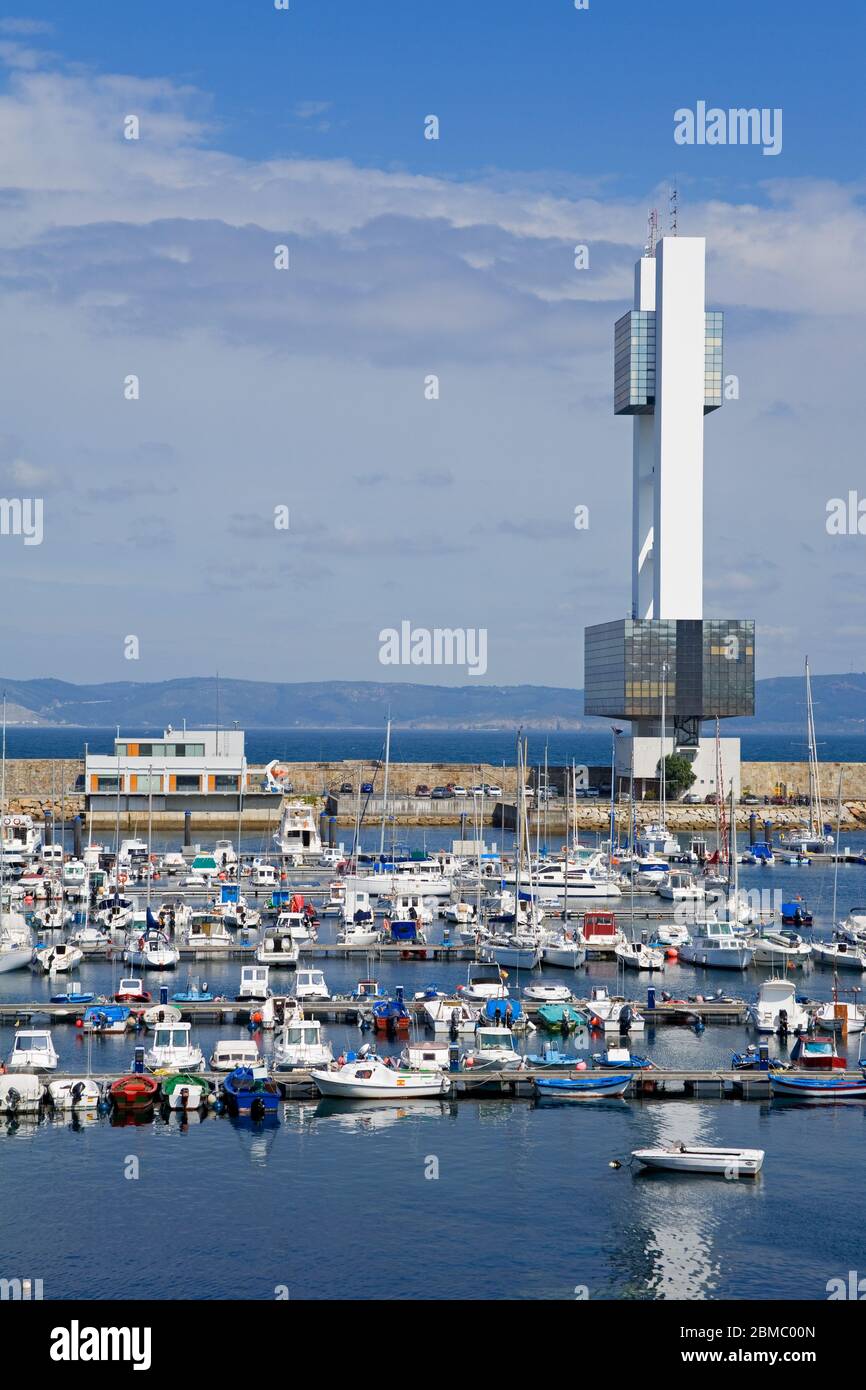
[480,935,542,970]
[540,930,587,969]
[0,914,33,972]
[1,813,42,869]
[747,978,809,1035]
[678,921,755,970]
[748,929,812,967]
[273,800,323,862]
[657,871,705,902]
[635,823,680,858]
[124,929,179,970]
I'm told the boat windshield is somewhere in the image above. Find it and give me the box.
[478,1033,516,1051]
[16,1035,48,1050]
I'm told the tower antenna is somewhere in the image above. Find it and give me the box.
[644,207,659,257]
[669,181,679,235]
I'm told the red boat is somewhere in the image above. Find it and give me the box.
[110,1074,159,1108]
[114,977,151,1004]
[790,1035,846,1070]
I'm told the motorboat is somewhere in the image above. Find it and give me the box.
[372,994,411,1034]
[47,1078,101,1110]
[815,999,866,1034]
[186,915,233,950]
[273,799,323,862]
[534,1073,631,1101]
[657,871,705,902]
[634,823,680,858]
[582,986,645,1034]
[238,964,271,1002]
[210,1039,264,1073]
[33,941,83,974]
[460,1026,524,1073]
[789,1034,846,1070]
[747,978,809,1036]
[422,997,478,1035]
[653,922,690,948]
[592,1045,654,1070]
[32,902,73,931]
[68,924,111,954]
[294,968,330,1001]
[382,891,433,925]
[216,897,261,931]
[523,982,573,1004]
[536,1002,582,1032]
[399,1041,451,1071]
[8,1029,59,1072]
[311,1056,450,1099]
[615,940,665,972]
[479,935,542,970]
[838,909,866,944]
[222,1068,281,1117]
[114,978,151,1003]
[0,918,33,973]
[748,930,812,967]
[96,899,135,933]
[82,1004,131,1034]
[273,906,314,944]
[110,1074,159,1110]
[144,1022,204,1071]
[1,812,42,867]
[213,839,238,870]
[457,976,509,1005]
[273,1011,333,1069]
[141,1003,182,1030]
[632,1144,764,1175]
[160,1073,209,1111]
[0,1073,43,1114]
[678,921,755,970]
[49,984,95,1005]
[171,979,215,1004]
[577,911,623,953]
[256,929,300,966]
[812,940,866,971]
[442,900,476,927]
[731,1046,790,1071]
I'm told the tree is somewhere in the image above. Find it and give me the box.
[658,753,696,799]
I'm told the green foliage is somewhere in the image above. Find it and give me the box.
[658,753,696,798]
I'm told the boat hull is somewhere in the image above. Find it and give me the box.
[770,1074,866,1100]
[534,1073,631,1100]
[633,1146,764,1174]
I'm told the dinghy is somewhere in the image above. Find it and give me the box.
[0,1073,43,1114]
[48,1078,101,1110]
[534,1073,631,1101]
[523,982,573,1004]
[110,1074,158,1109]
[221,1067,281,1117]
[632,1144,764,1175]
[160,1073,209,1111]
[770,1073,866,1101]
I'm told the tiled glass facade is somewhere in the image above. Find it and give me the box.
[613,310,724,416]
[584,618,754,719]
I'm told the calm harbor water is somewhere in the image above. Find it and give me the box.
[5,726,865,765]
[2,844,866,1300]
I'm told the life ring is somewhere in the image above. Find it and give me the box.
[118,872,128,885]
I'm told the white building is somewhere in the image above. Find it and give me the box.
[86,727,249,803]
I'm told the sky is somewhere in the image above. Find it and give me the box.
[0,0,864,689]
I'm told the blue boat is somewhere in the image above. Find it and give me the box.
[593,1052,654,1071]
[372,996,411,1032]
[221,1068,281,1118]
[50,990,96,1005]
[482,997,524,1025]
[523,1048,578,1069]
[732,1052,789,1071]
[534,1073,632,1100]
[82,1004,131,1034]
[770,1073,866,1100]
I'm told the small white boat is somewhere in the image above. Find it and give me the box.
[632,1144,764,1176]
[815,999,866,1034]
[68,924,110,954]
[480,935,542,970]
[311,1056,450,1099]
[0,919,33,973]
[185,915,232,950]
[273,1011,333,1069]
[678,921,755,970]
[337,922,380,948]
[124,929,179,970]
[523,982,573,1004]
[256,930,300,965]
[422,997,479,1035]
[400,1041,451,1071]
[460,1026,525,1073]
[209,1039,264,1072]
[749,930,812,966]
[238,964,271,1001]
[615,941,665,972]
[442,901,476,927]
[0,1073,43,1114]
[144,1022,205,1072]
[295,968,330,1001]
[653,923,690,948]
[747,978,809,1035]
[48,1078,101,1110]
[34,942,84,974]
[8,1028,59,1072]
[657,871,705,902]
[142,1003,183,1030]
[457,976,509,1005]
[582,986,646,1034]
[812,940,866,971]
[540,933,587,969]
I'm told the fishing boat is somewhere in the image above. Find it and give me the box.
[171,979,215,1004]
[8,1028,59,1071]
[632,1144,764,1175]
[114,978,151,1003]
[82,1004,131,1034]
[678,921,755,970]
[47,1078,101,1110]
[49,984,95,1005]
[747,978,809,1036]
[815,999,866,1034]
[789,1034,846,1069]
[310,1056,450,1100]
[160,1073,209,1111]
[577,911,623,953]
[221,1067,281,1117]
[770,1073,866,1101]
[186,915,232,950]
[294,968,330,1001]
[273,1012,333,1069]
[534,1073,631,1101]
[372,994,411,1033]
[422,997,478,1035]
[351,978,384,1002]
[144,1022,204,1072]
[731,1047,790,1071]
[460,1026,524,1073]
[110,1074,159,1109]
[812,940,866,971]
[615,940,665,972]
[210,1039,264,1072]
[0,1073,43,1114]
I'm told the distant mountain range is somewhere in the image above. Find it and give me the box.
[0,673,863,735]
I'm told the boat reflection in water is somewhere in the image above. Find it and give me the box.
[313,1098,456,1133]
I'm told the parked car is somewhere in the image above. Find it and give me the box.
[486,784,503,797]
[431,786,450,799]
[681,792,703,804]
[415,784,431,797]
[449,785,467,798]
[704,793,719,805]
[360,782,374,795]
[741,794,761,805]
[339,782,354,794]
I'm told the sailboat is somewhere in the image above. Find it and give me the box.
[779,659,833,853]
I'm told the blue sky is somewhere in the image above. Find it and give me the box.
[0,1,863,689]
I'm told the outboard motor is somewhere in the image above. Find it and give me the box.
[619,1005,633,1034]
[778,1008,789,1039]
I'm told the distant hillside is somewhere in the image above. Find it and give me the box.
[0,673,862,734]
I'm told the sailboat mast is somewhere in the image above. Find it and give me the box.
[379,714,391,856]
[660,661,667,827]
